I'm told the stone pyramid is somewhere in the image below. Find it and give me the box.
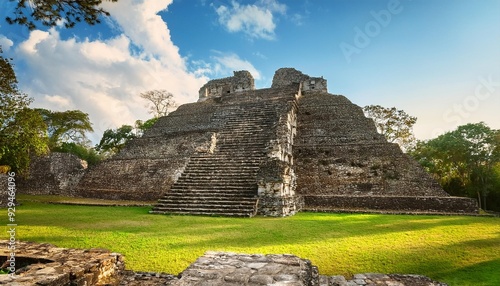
[75,68,477,216]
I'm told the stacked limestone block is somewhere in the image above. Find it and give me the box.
[17,152,87,196]
[0,240,124,285]
[75,102,222,201]
[294,91,478,214]
[151,84,302,217]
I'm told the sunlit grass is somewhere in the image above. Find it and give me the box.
[1,200,499,286]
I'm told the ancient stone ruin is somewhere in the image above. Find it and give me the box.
[0,240,123,285]
[17,152,87,196]
[36,67,476,217]
[0,240,448,286]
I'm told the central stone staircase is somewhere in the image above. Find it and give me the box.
[150,102,278,217]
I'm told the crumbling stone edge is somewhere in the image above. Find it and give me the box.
[1,240,449,285]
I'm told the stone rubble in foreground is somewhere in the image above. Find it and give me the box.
[1,241,448,286]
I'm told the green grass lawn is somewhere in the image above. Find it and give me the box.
[2,199,499,286]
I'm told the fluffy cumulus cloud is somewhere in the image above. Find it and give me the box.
[15,0,207,143]
[0,35,14,51]
[211,51,261,80]
[214,0,287,40]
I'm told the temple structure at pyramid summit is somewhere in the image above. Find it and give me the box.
[69,68,476,217]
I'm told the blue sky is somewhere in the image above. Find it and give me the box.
[0,0,499,143]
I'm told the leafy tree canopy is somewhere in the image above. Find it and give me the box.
[410,122,500,211]
[95,118,159,157]
[53,142,103,166]
[1,47,32,130]
[95,124,136,156]
[0,108,49,174]
[6,0,118,30]
[1,48,48,174]
[35,108,93,149]
[364,105,417,151]
[135,117,159,136]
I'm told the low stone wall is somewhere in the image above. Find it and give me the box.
[175,251,319,286]
[0,240,124,285]
[303,195,479,214]
[17,152,87,196]
[0,241,449,286]
[257,195,303,217]
[198,70,255,101]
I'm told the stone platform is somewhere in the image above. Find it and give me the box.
[1,241,448,286]
[0,240,124,285]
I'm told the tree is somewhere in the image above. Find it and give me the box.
[54,142,103,166]
[95,118,158,156]
[410,122,500,211]
[363,105,417,151]
[35,108,93,149]
[0,47,31,129]
[140,90,177,118]
[95,125,137,155]
[0,108,49,174]
[134,117,159,137]
[6,0,118,30]
[1,49,49,174]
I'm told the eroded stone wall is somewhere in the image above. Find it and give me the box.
[74,67,476,214]
[198,70,255,101]
[272,68,327,92]
[304,195,478,214]
[294,91,477,214]
[257,89,303,216]
[294,92,446,197]
[17,152,87,196]
[0,242,449,286]
[76,102,223,201]
[0,240,124,285]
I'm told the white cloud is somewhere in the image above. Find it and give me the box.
[211,51,261,80]
[0,34,14,51]
[44,95,72,109]
[15,0,207,143]
[214,0,287,40]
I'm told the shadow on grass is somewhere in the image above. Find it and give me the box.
[3,202,499,284]
[7,202,499,248]
[435,258,500,286]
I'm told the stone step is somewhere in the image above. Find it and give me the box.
[165,191,257,197]
[217,136,271,141]
[151,206,255,213]
[217,145,267,150]
[184,165,261,171]
[188,158,263,163]
[185,161,262,167]
[225,119,274,123]
[149,99,283,218]
[149,210,254,217]
[172,184,256,190]
[188,156,264,161]
[182,165,260,170]
[178,176,256,181]
[224,121,274,125]
[168,191,257,198]
[175,181,256,187]
[180,171,258,177]
[220,128,272,132]
[177,172,256,177]
[224,122,274,126]
[158,196,256,203]
[155,200,256,207]
[191,152,265,157]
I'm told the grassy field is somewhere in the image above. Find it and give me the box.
[2,198,499,286]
